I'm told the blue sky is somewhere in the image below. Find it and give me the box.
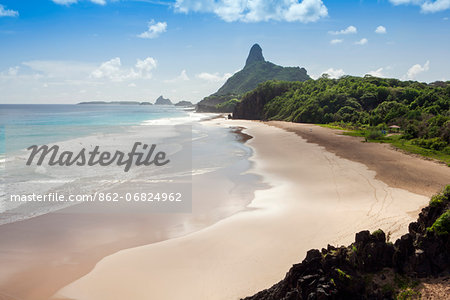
[0,0,449,104]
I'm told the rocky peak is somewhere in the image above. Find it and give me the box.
[245,44,265,68]
[155,95,172,105]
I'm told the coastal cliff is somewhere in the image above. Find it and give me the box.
[244,186,450,300]
[233,80,296,120]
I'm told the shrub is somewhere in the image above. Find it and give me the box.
[412,138,448,151]
[366,128,384,140]
[428,210,450,236]
[397,288,420,300]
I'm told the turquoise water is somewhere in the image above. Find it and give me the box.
[0,104,262,228]
[0,104,188,154]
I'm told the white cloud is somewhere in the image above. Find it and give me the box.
[421,0,450,12]
[329,25,357,35]
[283,0,329,22]
[0,66,19,78]
[138,20,167,39]
[22,60,95,78]
[164,69,190,83]
[406,60,430,79]
[8,66,19,76]
[0,4,18,17]
[90,58,122,81]
[375,25,387,34]
[355,38,368,45]
[128,83,136,87]
[389,0,421,4]
[367,67,386,77]
[320,68,345,79]
[52,0,78,4]
[174,0,328,23]
[2,58,157,83]
[179,69,189,81]
[196,72,232,82]
[133,57,157,79]
[52,0,106,5]
[330,39,343,44]
[389,0,450,13]
[91,57,157,81]
[90,0,106,4]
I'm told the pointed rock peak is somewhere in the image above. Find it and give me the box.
[155,95,172,105]
[245,44,265,67]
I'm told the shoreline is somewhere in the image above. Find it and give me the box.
[0,117,260,300]
[56,119,438,300]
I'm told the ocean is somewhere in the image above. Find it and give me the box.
[0,104,259,225]
[0,104,189,154]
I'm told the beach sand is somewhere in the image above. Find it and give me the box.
[55,119,449,300]
[0,154,258,300]
[268,121,449,198]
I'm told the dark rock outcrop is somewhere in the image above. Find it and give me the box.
[174,100,193,107]
[243,186,450,300]
[154,95,172,105]
[245,44,265,67]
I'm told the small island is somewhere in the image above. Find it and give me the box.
[174,100,194,107]
[154,96,173,105]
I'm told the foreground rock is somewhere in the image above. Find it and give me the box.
[244,186,450,300]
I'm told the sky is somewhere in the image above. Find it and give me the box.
[0,0,449,104]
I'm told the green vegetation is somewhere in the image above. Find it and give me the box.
[336,268,351,280]
[427,210,450,236]
[394,275,420,300]
[238,76,450,163]
[430,185,450,208]
[338,129,450,164]
[426,185,450,236]
[394,274,419,290]
[381,283,395,295]
[330,278,336,286]
[215,98,241,112]
[396,288,420,300]
[372,229,384,235]
[197,93,240,112]
[217,61,309,96]
[430,190,447,208]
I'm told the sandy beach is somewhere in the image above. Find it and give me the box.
[55,119,449,300]
[0,117,260,300]
[269,121,449,198]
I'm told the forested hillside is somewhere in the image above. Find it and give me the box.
[233,76,450,159]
